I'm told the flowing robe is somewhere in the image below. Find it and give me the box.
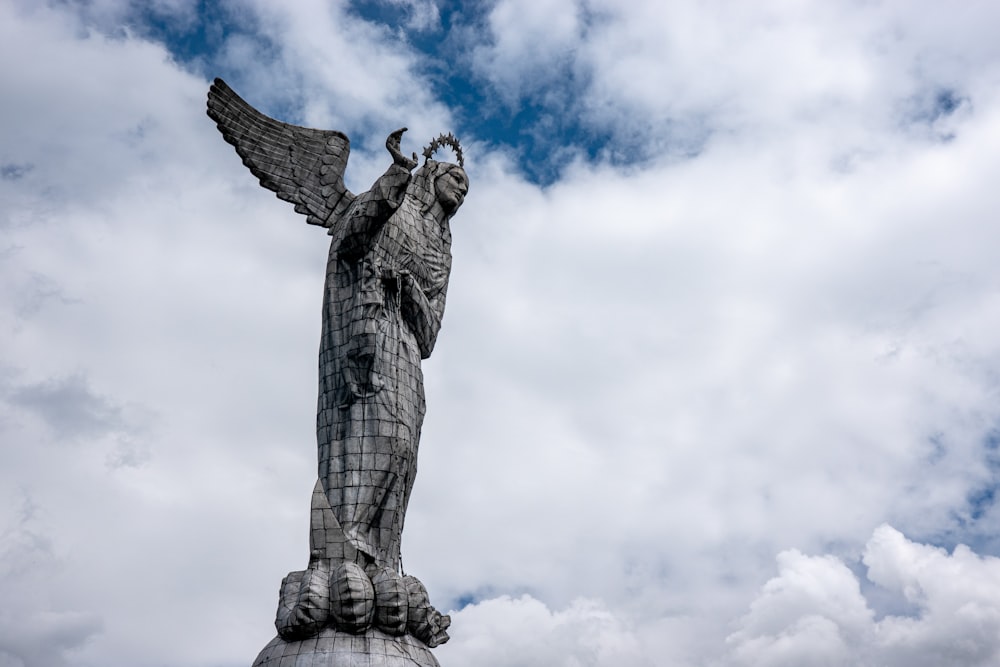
[316,162,452,572]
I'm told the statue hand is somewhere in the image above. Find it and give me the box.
[386,128,418,171]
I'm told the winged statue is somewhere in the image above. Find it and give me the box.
[207,78,468,664]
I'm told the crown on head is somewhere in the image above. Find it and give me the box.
[422,133,464,168]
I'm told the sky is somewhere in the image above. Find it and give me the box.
[2,0,1000,665]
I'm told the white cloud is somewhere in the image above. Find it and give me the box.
[214,0,454,175]
[439,595,651,666]
[380,0,442,32]
[726,525,1000,667]
[2,1,1000,666]
[726,550,873,666]
[864,525,1000,666]
[466,0,1000,161]
[471,0,585,106]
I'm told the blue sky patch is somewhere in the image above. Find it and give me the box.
[135,0,632,184]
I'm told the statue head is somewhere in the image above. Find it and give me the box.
[409,133,468,218]
[434,165,468,214]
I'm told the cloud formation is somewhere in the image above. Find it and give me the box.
[727,525,1000,667]
[2,1,1000,665]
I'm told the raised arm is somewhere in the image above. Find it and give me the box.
[335,128,418,259]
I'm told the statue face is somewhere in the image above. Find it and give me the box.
[434,168,468,214]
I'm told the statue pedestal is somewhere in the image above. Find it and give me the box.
[253,482,449,665]
[252,627,440,667]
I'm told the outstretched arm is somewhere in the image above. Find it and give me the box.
[336,128,418,259]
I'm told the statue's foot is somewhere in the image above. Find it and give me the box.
[271,562,449,647]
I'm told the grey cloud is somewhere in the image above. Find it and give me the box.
[4,369,151,467]
[11,273,77,319]
[0,489,100,667]
[0,491,53,580]
[0,611,102,667]
[8,374,125,441]
[0,164,32,181]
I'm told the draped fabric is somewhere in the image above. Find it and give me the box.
[316,161,455,572]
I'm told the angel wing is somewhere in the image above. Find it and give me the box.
[206,78,356,229]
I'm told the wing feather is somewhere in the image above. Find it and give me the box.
[206,78,355,228]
